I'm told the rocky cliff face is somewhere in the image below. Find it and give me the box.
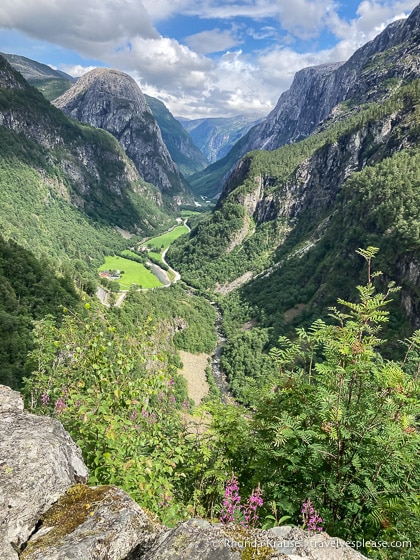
[191,5,420,200]
[54,69,192,203]
[0,384,368,560]
[242,4,420,154]
[180,115,262,163]
[145,94,208,177]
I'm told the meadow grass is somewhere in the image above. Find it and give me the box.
[99,255,162,289]
[145,224,189,251]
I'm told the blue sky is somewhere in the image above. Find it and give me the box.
[0,1,417,118]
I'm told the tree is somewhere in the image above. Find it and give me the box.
[23,304,190,524]
[233,248,420,555]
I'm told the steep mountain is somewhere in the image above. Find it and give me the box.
[192,4,420,199]
[179,114,262,163]
[53,68,193,205]
[0,54,173,261]
[0,233,79,389]
[145,94,208,177]
[2,52,75,100]
[168,6,420,347]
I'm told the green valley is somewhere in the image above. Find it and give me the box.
[99,255,162,289]
[1,8,420,558]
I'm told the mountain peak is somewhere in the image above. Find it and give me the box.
[54,67,192,200]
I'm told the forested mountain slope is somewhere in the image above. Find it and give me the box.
[191,4,420,199]
[0,55,173,262]
[0,234,80,390]
[168,79,420,338]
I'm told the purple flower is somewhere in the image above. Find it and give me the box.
[300,499,323,533]
[219,476,263,528]
[41,392,50,406]
[130,410,138,421]
[54,398,66,414]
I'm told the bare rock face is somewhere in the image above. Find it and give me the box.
[244,4,420,155]
[21,485,160,560]
[0,386,88,559]
[54,68,191,200]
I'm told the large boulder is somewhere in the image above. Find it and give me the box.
[0,385,88,559]
[21,485,160,560]
[138,520,369,560]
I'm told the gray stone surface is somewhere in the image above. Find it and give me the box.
[54,68,190,200]
[21,485,160,560]
[0,386,88,559]
[139,519,242,560]
[139,521,369,560]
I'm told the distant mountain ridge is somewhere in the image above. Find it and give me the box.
[3,52,208,181]
[145,94,208,177]
[53,68,193,205]
[179,114,263,164]
[190,4,420,199]
[2,52,75,100]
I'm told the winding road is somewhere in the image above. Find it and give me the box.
[97,219,191,307]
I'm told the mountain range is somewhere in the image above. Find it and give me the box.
[0,6,419,551]
[168,4,420,349]
[179,114,263,164]
[189,5,420,199]
[1,52,75,100]
[0,5,419,383]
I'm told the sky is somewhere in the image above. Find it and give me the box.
[0,1,417,118]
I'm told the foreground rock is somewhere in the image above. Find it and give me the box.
[0,385,368,559]
[138,520,368,560]
[0,386,88,560]
[21,485,160,560]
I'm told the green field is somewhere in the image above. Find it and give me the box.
[121,249,142,259]
[99,255,162,289]
[180,209,201,218]
[145,224,189,251]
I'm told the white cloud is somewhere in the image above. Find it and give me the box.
[277,0,335,39]
[59,64,99,77]
[0,0,159,51]
[0,0,417,118]
[185,28,241,54]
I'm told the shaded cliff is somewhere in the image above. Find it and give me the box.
[145,94,208,177]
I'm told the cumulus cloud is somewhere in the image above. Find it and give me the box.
[59,64,99,77]
[185,28,241,54]
[0,0,158,51]
[0,0,417,118]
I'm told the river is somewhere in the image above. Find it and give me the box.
[210,302,231,402]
